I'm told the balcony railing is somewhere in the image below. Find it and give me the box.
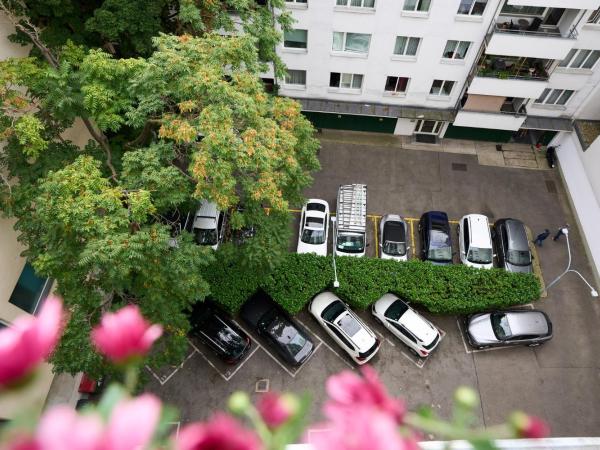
[494,22,578,39]
[476,56,550,81]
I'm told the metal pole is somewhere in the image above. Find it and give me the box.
[331,216,340,288]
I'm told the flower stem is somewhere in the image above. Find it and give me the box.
[405,412,513,441]
[124,365,139,393]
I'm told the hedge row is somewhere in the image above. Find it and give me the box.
[204,253,541,316]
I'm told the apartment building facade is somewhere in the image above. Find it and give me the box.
[276,0,600,145]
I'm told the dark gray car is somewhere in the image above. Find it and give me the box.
[466,310,552,349]
[493,218,532,274]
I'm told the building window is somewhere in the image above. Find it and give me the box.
[393,36,421,56]
[9,262,52,315]
[457,0,487,16]
[559,49,600,70]
[535,89,574,106]
[384,76,409,93]
[429,80,455,96]
[500,4,546,16]
[284,70,306,86]
[414,120,443,135]
[442,40,471,60]
[402,0,430,12]
[283,29,307,49]
[588,8,600,24]
[332,32,371,54]
[286,0,307,3]
[330,72,363,90]
[336,0,375,8]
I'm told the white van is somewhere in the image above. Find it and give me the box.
[192,200,226,250]
[458,214,494,270]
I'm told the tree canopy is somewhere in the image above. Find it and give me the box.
[0,0,319,377]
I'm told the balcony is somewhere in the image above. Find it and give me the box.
[506,0,600,9]
[467,56,550,98]
[456,95,527,131]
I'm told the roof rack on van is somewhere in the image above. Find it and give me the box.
[336,184,367,232]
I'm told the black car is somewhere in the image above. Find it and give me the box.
[240,290,314,366]
[419,211,453,265]
[189,300,251,364]
[493,218,533,274]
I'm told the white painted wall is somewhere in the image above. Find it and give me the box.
[454,110,526,130]
[393,118,416,135]
[468,76,548,98]
[486,32,576,60]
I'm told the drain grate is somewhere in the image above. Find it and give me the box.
[451,163,467,172]
[545,180,557,194]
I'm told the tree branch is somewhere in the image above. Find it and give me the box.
[124,119,161,149]
[81,117,118,181]
[171,162,195,182]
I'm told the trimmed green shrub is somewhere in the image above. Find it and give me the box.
[207,253,541,315]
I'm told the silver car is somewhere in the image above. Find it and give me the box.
[493,218,533,274]
[379,214,409,261]
[466,310,552,349]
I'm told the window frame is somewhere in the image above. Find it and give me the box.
[393,36,421,57]
[588,8,600,24]
[442,40,471,60]
[457,0,487,16]
[559,49,600,70]
[402,0,431,13]
[384,76,410,94]
[329,72,364,90]
[286,0,307,2]
[335,0,376,9]
[332,31,371,55]
[283,29,308,49]
[534,88,575,106]
[429,79,455,97]
[284,69,307,87]
[414,120,443,135]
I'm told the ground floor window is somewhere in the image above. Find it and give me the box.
[414,120,443,135]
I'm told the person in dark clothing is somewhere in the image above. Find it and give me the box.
[533,229,550,246]
[553,225,568,241]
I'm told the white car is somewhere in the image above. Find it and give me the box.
[379,214,409,261]
[458,214,494,270]
[192,200,226,251]
[309,291,380,364]
[297,199,329,256]
[371,293,440,358]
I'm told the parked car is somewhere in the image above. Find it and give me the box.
[458,214,494,269]
[493,218,533,274]
[192,200,226,250]
[371,293,440,358]
[240,290,314,366]
[297,199,329,256]
[466,310,552,349]
[379,214,408,261]
[189,300,251,364]
[229,204,256,246]
[418,211,452,265]
[309,291,380,364]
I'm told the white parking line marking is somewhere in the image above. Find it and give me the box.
[296,318,355,370]
[167,422,181,439]
[195,348,230,381]
[292,342,322,378]
[223,345,260,381]
[255,379,270,393]
[146,349,197,385]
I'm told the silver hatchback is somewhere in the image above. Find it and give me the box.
[493,218,533,274]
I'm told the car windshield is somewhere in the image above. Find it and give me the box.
[336,313,362,337]
[301,228,325,245]
[491,313,513,339]
[195,228,218,246]
[507,250,531,266]
[383,300,409,321]
[428,229,452,261]
[383,241,406,256]
[337,235,365,253]
[307,203,326,213]
[467,247,493,264]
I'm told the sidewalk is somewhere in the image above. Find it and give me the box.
[318,129,551,170]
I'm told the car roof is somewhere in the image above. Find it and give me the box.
[504,219,529,251]
[423,211,449,225]
[464,214,492,247]
[193,200,219,229]
[506,311,549,335]
[398,309,434,341]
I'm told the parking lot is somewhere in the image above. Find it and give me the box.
[145,136,600,437]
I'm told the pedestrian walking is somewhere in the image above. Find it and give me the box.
[533,229,550,247]
[553,225,568,241]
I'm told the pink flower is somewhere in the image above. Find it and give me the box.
[324,365,405,423]
[37,406,104,450]
[257,392,296,428]
[103,394,162,450]
[310,407,413,450]
[0,296,64,389]
[91,305,163,363]
[176,414,263,450]
[510,412,550,439]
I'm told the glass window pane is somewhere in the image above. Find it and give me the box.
[559,49,577,67]
[364,0,375,6]
[330,72,341,87]
[556,90,573,105]
[582,50,600,69]
[385,76,397,91]
[403,0,417,11]
[397,77,408,92]
[341,73,352,88]
[457,0,473,14]
[547,89,562,104]
[430,80,442,95]
[536,88,550,103]
[417,0,430,11]
[336,0,347,4]
[352,74,363,89]
[421,121,436,133]
[285,70,306,85]
[443,40,458,58]
[394,36,407,55]
[456,41,470,59]
[333,32,343,51]
[442,81,454,95]
[350,0,362,6]
[406,37,420,55]
[345,33,370,53]
[9,262,51,314]
[284,29,307,48]
[572,50,591,68]
[472,0,487,15]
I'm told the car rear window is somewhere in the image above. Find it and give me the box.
[322,300,346,323]
[384,300,409,321]
[307,203,326,212]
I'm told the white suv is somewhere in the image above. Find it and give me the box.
[458,214,494,269]
[309,291,380,365]
[192,200,226,251]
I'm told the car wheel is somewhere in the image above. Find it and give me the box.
[527,343,541,347]
[373,316,383,326]
[476,345,490,350]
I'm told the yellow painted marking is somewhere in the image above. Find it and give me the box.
[372,216,379,258]
[409,220,415,260]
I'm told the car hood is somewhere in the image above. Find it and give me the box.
[297,241,327,256]
[381,251,407,261]
[467,315,497,344]
[505,262,532,274]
